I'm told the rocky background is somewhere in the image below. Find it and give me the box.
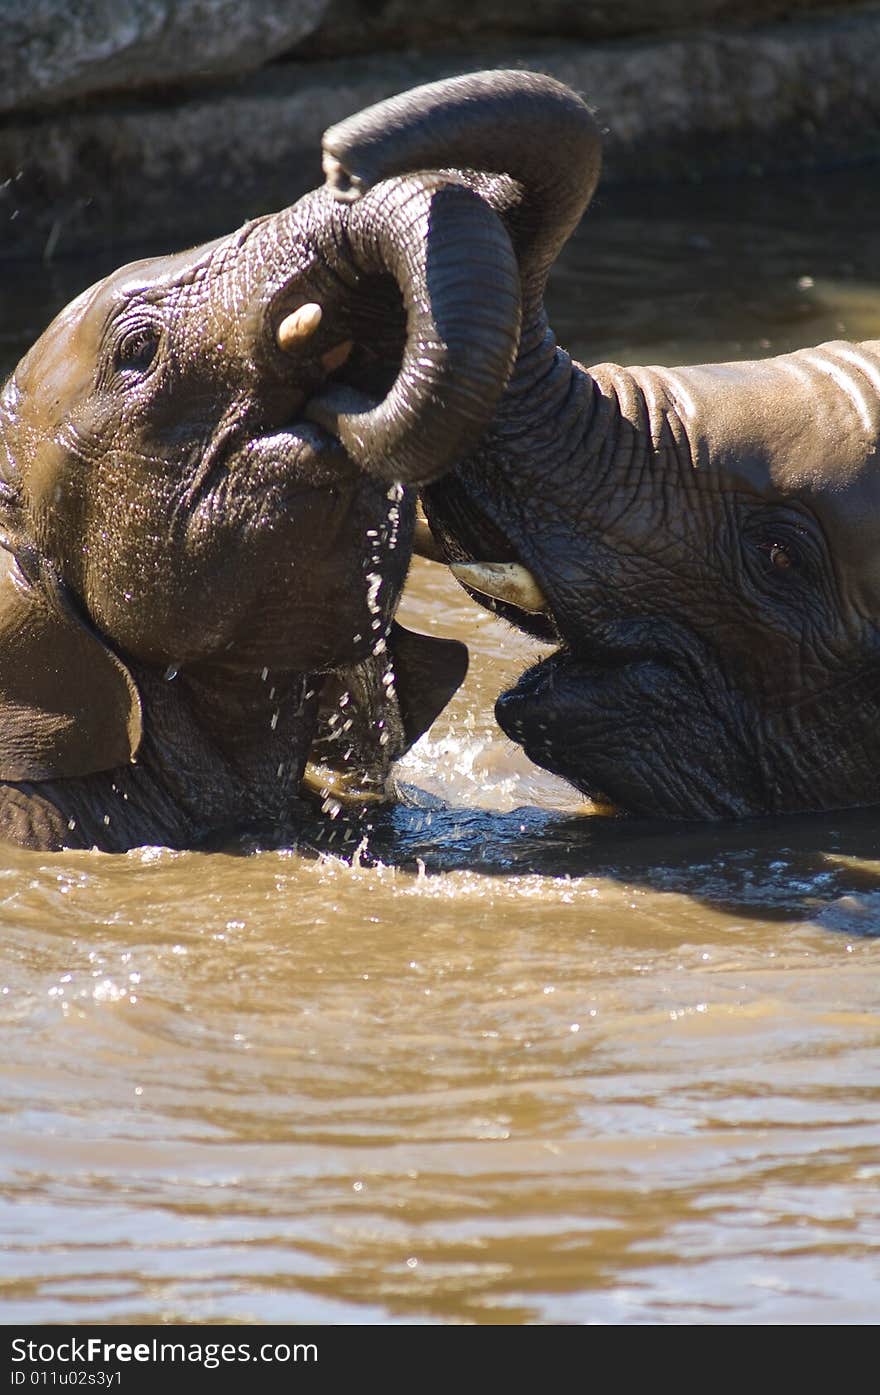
[2,0,880,256]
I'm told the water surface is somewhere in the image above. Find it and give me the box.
[1,165,880,1325]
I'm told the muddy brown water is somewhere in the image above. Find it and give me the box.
[2,167,880,1325]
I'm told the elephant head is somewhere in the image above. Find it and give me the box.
[326,69,880,821]
[0,169,520,848]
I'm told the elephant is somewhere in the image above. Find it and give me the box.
[0,163,522,849]
[317,68,880,820]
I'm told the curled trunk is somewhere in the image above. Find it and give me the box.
[308,174,523,485]
[322,70,602,303]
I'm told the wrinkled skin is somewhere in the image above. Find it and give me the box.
[0,169,520,849]
[327,70,880,820]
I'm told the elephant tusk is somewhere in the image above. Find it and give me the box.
[321,340,354,374]
[302,759,389,802]
[277,302,323,351]
[450,561,549,614]
[412,514,445,562]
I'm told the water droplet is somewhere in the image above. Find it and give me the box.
[164,664,179,682]
[365,571,383,613]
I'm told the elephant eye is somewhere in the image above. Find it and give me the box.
[115,324,161,374]
[768,541,795,570]
[751,527,810,579]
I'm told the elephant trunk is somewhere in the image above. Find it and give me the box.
[311,174,522,485]
[321,70,601,303]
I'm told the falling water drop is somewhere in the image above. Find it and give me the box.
[365,571,383,612]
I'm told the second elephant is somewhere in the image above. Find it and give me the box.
[324,69,880,820]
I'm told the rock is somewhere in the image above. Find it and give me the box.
[303,0,864,56]
[1,1,864,116]
[2,11,879,258]
[0,0,329,114]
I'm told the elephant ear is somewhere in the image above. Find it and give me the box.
[306,621,468,798]
[0,549,142,781]
[390,622,468,752]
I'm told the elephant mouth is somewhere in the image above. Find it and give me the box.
[493,636,647,815]
[419,482,560,645]
[493,645,612,756]
[416,490,657,808]
[421,498,735,816]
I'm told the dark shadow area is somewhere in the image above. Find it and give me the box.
[280,786,879,934]
[551,159,880,366]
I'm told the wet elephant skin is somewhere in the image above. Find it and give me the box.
[0,156,521,850]
[325,69,880,820]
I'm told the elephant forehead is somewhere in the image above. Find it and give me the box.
[14,242,228,422]
[15,281,104,412]
[643,341,880,612]
[110,240,226,296]
[646,342,880,488]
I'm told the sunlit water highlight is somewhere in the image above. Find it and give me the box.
[1,166,880,1324]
